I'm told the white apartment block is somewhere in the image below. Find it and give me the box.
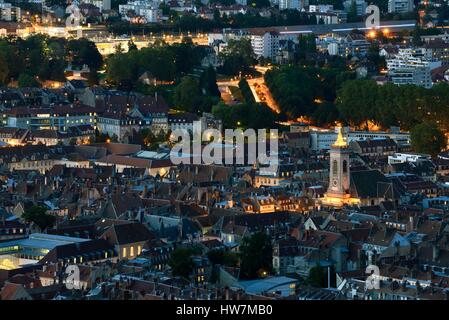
[279,0,300,10]
[350,129,410,146]
[80,0,111,11]
[310,130,337,152]
[315,12,339,24]
[388,152,431,165]
[250,31,280,59]
[388,67,433,88]
[309,4,333,12]
[119,1,161,23]
[388,0,414,13]
[0,1,20,22]
[326,34,370,57]
[387,48,442,71]
[310,127,411,152]
[343,0,367,16]
[279,0,299,10]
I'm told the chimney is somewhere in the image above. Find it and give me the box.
[236,289,242,300]
[433,244,440,262]
[407,216,414,233]
[143,185,148,198]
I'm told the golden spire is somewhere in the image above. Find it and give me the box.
[333,126,347,148]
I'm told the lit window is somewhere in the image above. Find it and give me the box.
[122,247,127,258]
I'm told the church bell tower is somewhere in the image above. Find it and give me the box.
[327,126,350,198]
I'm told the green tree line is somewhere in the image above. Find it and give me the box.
[265,65,355,121]
[106,40,207,91]
[0,35,103,87]
[336,80,449,131]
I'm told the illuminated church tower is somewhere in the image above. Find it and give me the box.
[322,126,359,207]
[328,126,350,197]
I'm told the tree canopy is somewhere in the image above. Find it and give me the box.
[106,41,207,90]
[265,66,354,120]
[22,205,56,231]
[169,246,202,279]
[336,80,449,131]
[212,101,278,130]
[239,232,273,279]
[0,35,102,86]
[218,38,256,76]
[411,122,446,157]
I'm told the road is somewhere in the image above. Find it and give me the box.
[217,78,240,105]
[219,86,238,105]
[247,75,280,114]
[216,65,280,113]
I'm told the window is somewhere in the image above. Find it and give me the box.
[130,246,134,257]
[343,160,348,173]
[332,160,338,176]
[122,247,127,258]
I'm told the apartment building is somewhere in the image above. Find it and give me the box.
[250,30,280,59]
[5,105,96,131]
[387,48,442,71]
[327,33,371,57]
[0,1,20,22]
[388,0,414,14]
[119,0,161,23]
[388,66,433,88]
[279,0,304,10]
[80,0,111,11]
[343,0,367,16]
[309,4,333,12]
